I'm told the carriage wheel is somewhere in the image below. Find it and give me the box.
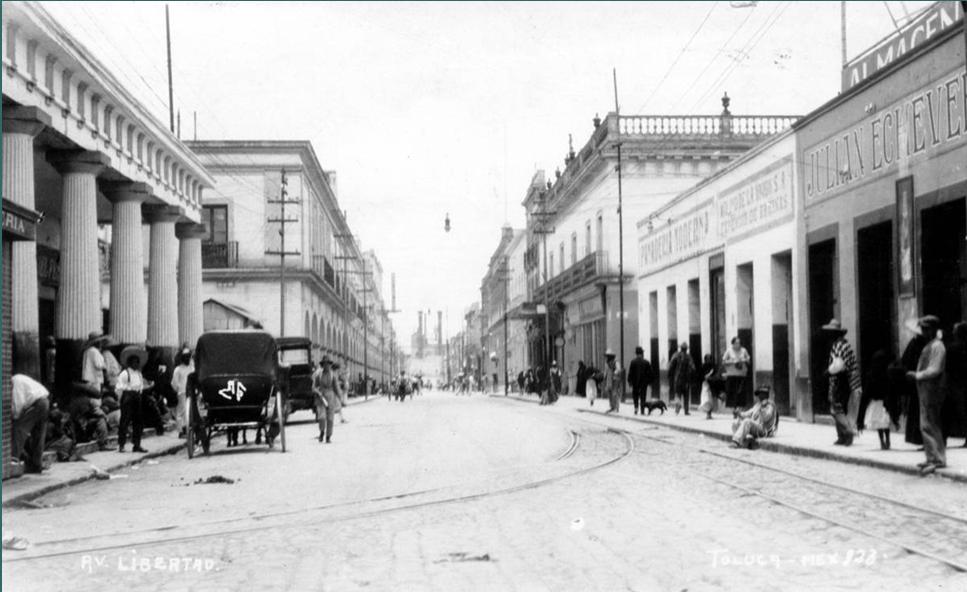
[276,391,287,453]
[186,398,195,460]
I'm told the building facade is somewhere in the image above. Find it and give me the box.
[480,225,525,392]
[794,10,966,420]
[3,3,214,477]
[636,131,800,414]
[521,103,794,393]
[187,140,396,389]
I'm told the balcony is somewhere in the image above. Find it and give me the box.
[202,241,238,269]
[533,251,619,304]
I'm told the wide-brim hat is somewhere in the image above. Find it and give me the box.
[820,319,847,334]
[119,345,148,368]
[321,355,333,365]
[605,348,616,358]
[918,315,941,330]
[84,331,109,348]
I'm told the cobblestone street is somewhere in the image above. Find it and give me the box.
[4,392,966,592]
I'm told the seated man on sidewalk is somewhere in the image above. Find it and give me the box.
[731,386,778,449]
[68,381,115,451]
[11,374,51,474]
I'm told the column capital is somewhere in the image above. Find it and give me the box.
[2,105,52,137]
[143,204,183,224]
[101,181,152,204]
[47,150,111,176]
[175,222,208,240]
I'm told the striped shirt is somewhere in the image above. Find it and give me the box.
[828,337,862,395]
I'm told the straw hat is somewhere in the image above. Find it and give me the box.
[119,345,148,368]
[820,319,847,334]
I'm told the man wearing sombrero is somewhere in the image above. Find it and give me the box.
[822,319,862,446]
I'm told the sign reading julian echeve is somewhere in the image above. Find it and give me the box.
[804,68,966,203]
[842,1,963,92]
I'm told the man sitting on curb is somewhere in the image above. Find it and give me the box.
[731,386,778,449]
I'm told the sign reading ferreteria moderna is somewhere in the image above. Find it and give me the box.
[804,68,966,203]
[842,1,963,92]
[639,205,712,275]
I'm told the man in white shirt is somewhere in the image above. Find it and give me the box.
[11,374,51,473]
[116,351,149,453]
[81,331,108,402]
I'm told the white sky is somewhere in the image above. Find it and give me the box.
[41,0,934,347]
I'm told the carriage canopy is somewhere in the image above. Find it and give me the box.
[194,330,278,381]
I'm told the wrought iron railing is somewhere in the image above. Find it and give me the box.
[533,251,614,303]
[201,241,238,268]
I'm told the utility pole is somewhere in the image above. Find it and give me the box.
[265,169,296,337]
[500,256,511,395]
[165,4,174,134]
[532,191,557,398]
[613,68,626,401]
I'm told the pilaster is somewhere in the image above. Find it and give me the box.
[3,106,51,379]
[103,182,151,345]
[176,223,207,348]
[145,205,182,349]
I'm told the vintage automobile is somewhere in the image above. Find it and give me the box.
[275,336,315,419]
[186,330,287,457]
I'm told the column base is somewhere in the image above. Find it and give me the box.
[54,338,85,408]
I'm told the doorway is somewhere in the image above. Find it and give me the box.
[808,239,837,416]
[857,221,894,410]
[771,253,793,415]
[921,197,966,334]
[709,260,726,363]
[649,291,660,398]
[736,263,755,403]
[687,279,702,407]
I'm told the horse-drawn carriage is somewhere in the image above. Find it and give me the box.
[186,330,287,458]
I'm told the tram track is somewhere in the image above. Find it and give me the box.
[4,422,633,563]
[582,411,967,574]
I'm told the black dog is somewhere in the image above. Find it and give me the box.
[642,400,668,415]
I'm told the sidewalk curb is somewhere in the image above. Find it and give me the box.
[2,441,186,508]
[4,396,380,508]
[492,394,967,484]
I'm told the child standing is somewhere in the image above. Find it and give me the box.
[864,349,894,450]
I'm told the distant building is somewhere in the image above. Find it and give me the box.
[186,140,397,386]
[520,99,794,392]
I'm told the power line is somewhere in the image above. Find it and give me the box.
[634,1,720,113]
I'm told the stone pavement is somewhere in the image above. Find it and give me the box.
[0,396,380,507]
[4,390,965,592]
[492,391,967,483]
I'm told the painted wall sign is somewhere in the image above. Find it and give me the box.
[578,295,603,321]
[842,1,963,92]
[1,199,38,241]
[803,68,966,204]
[639,205,712,275]
[37,245,60,287]
[717,158,793,240]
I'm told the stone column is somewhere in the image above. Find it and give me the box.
[145,206,182,351]
[176,222,207,348]
[103,182,151,345]
[47,150,110,395]
[3,107,51,379]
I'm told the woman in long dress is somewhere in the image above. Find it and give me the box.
[901,332,928,445]
[722,337,750,409]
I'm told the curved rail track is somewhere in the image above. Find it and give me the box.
[4,420,632,563]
